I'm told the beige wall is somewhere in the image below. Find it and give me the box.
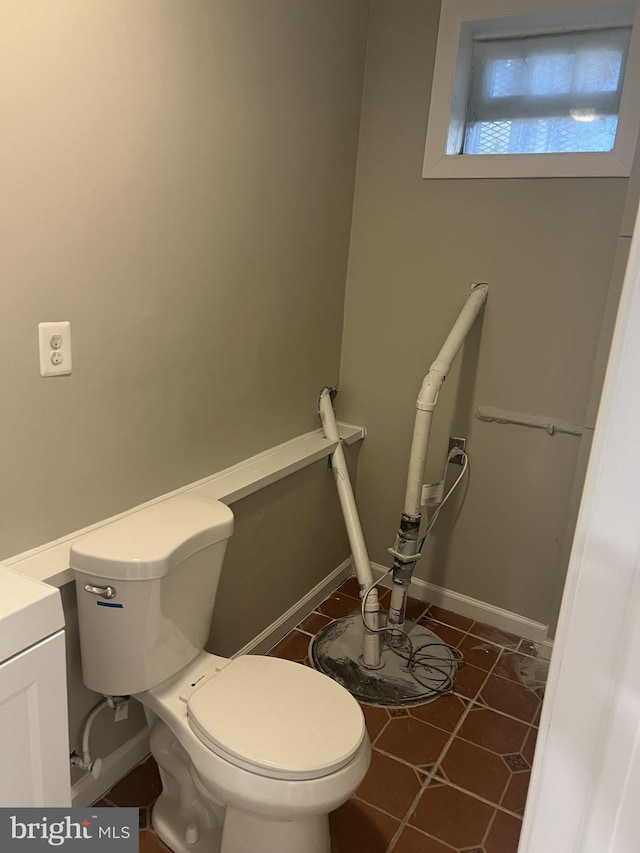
[0,0,368,783]
[209,455,355,657]
[0,0,368,559]
[7,0,636,787]
[338,0,629,632]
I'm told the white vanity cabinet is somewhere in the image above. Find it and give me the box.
[0,566,70,806]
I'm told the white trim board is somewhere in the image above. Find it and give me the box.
[370,563,550,644]
[3,422,364,589]
[71,727,151,808]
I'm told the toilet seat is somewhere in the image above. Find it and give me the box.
[187,655,365,781]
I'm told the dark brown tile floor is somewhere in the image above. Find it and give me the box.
[98,577,548,853]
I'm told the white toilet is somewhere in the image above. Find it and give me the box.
[70,493,370,853]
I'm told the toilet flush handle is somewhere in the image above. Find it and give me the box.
[84,583,117,600]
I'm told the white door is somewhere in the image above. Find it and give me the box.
[0,631,71,807]
[519,209,640,851]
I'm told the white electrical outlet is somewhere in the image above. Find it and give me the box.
[39,322,72,377]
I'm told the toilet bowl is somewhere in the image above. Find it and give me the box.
[139,651,370,853]
[70,493,370,853]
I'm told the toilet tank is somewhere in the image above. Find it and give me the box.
[70,494,234,697]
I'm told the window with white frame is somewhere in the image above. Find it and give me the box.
[465,27,630,155]
[422,0,640,178]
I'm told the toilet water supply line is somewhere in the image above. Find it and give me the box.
[70,696,130,779]
[318,388,383,669]
[386,283,489,641]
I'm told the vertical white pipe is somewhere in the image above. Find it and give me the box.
[363,588,383,668]
[403,409,434,518]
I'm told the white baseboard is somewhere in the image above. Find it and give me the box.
[237,556,551,652]
[235,558,353,657]
[371,563,551,645]
[8,424,364,589]
[71,727,151,808]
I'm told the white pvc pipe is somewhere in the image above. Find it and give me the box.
[318,388,381,668]
[318,389,374,589]
[475,405,583,436]
[403,409,435,518]
[386,284,488,643]
[404,284,488,517]
[362,588,382,667]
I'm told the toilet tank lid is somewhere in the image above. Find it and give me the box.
[69,494,234,581]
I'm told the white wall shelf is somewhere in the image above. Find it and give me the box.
[4,422,365,589]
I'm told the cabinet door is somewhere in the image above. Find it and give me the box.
[0,631,70,806]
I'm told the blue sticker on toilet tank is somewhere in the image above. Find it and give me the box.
[96,601,123,608]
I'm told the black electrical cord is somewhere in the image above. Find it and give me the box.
[383,632,464,696]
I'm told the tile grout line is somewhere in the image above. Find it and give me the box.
[427,652,501,783]
[384,680,484,852]
[385,769,438,853]
[427,771,531,823]
[350,794,406,825]
[371,743,442,774]
[389,820,459,853]
[370,715,393,749]
[466,696,541,730]
[482,804,502,850]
